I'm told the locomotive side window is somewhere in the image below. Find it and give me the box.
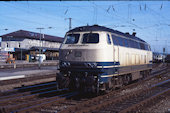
[136,42,140,49]
[82,33,99,43]
[112,34,149,50]
[129,40,135,48]
[117,37,124,46]
[65,34,80,44]
[112,35,119,45]
[139,43,145,50]
[145,44,149,50]
[107,34,111,45]
[134,41,139,49]
[124,38,129,47]
[112,35,129,47]
[148,45,151,51]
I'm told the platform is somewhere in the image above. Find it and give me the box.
[0,60,59,69]
[0,66,58,81]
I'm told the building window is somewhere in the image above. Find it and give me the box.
[19,43,21,48]
[7,43,9,48]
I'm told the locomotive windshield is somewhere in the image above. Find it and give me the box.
[65,34,80,44]
[82,33,99,43]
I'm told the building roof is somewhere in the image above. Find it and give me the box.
[68,25,146,43]
[1,30,64,43]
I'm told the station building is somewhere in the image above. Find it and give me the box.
[0,30,64,61]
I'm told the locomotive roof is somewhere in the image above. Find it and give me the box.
[68,25,146,43]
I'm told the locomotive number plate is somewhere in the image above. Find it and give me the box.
[75,51,82,57]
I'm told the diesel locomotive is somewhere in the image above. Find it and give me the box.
[56,25,152,92]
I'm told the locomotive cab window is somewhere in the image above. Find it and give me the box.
[65,34,80,44]
[82,33,99,44]
[107,34,111,44]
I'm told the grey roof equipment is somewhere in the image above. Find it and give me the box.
[68,25,146,43]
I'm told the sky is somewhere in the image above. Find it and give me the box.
[0,1,170,53]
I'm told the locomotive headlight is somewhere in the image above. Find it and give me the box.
[85,62,97,68]
[61,62,70,67]
[61,62,66,67]
[92,63,97,67]
[67,62,70,66]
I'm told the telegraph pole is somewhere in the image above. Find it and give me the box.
[65,18,72,30]
[36,27,44,69]
[69,18,72,30]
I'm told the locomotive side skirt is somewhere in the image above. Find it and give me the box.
[59,61,152,86]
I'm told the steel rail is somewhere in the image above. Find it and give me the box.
[0,73,56,86]
[63,80,169,113]
[0,88,68,105]
[11,92,78,113]
[119,88,170,113]
[59,68,169,113]
[0,89,71,113]
[0,81,56,96]
[0,85,59,100]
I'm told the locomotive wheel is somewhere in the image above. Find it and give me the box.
[56,73,69,89]
[68,78,77,91]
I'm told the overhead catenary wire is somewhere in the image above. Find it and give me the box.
[87,1,161,42]
[89,1,143,30]
[1,2,88,29]
[0,2,84,36]
[0,2,169,41]
[91,2,169,51]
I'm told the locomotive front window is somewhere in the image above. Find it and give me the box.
[65,34,80,44]
[82,33,99,43]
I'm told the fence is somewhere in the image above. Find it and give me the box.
[0,51,8,62]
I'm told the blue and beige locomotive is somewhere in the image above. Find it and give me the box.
[56,25,152,92]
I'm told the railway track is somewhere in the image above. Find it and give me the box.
[24,63,168,113]
[0,73,56,86]
[60,79,169,113]
[0,81,57,96]
[5,92,78,113]
[0,63,169,113]
[58,64,169,113]
[0,73,57,92]
[0,81,78,113]
[95,80,170,113]
[119,84,170,113]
